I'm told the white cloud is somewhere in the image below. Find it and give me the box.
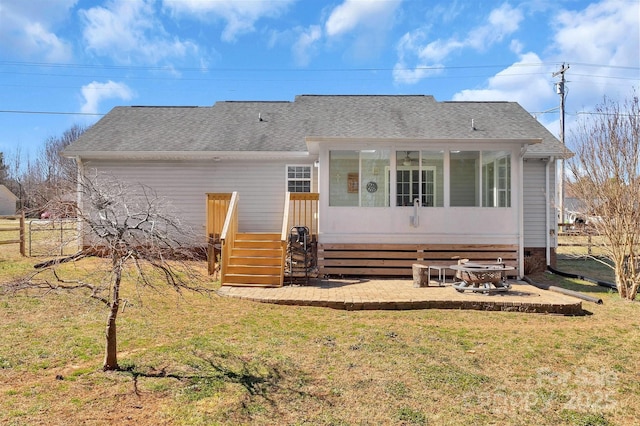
[325,0,402,37]
[553,0,638,68]
[0,0,75,61]
[452,52,555,112]
[80,81,133,114]
[450,0,640,138]
[466,3,523,50]
[162,0,296,42]
[393,30,446,84]
[80,0,198,64]
[550,0,639,103]
[323,0,402,61]
[292,25,322,66]
[394,3,523,85]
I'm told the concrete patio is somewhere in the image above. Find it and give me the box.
[216,278,585,315]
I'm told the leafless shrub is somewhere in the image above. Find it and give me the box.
[567,93,640,300]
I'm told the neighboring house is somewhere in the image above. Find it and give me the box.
[64,95,569,285]
[0,185,18,216]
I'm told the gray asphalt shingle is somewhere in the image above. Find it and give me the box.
[65,95,566,156]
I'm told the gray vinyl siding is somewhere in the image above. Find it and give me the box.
[83,159,317,234]
[523,159,555,248]
[0,197,16,215]
[450,156,479,207]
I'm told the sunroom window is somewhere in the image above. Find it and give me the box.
[449,150,511,207]
[450,151,480,206]
[482,151,511,207]
[329,150,390,207]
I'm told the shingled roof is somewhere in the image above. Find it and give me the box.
[65,95,567,157]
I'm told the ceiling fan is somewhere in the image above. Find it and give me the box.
[402,151,415,166]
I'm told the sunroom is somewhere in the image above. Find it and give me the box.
[307,138,539,277]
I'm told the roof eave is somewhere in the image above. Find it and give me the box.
[306,137,544,155]
[63,150,314,161]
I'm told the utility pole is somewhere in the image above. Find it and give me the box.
[553,63,569,226]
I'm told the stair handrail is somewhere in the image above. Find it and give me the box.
[279,192,292,286]
[220,192,239,284]
[281,192,292,242]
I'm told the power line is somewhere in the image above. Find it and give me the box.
[0,110,104,116]
[0,60,559,73]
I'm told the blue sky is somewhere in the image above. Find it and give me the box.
[1,0,638,161]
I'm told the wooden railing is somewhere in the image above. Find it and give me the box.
[218,192,239,282]
[206,193,233,275]
[287,192,319,237]
[206,193,232,241]
[280,192,319,285]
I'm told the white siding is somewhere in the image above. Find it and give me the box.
[523,159,555,248]
[84,159,317,234]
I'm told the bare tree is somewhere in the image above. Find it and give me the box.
[5,124,85,216]
[0,152,8,185]
[10,172,210,370]
[567,93,640,300]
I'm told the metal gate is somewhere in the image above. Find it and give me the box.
[28,219,81,257]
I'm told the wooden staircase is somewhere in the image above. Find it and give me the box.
[222,233,284,287]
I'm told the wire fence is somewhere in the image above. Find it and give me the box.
[28,219,81,257]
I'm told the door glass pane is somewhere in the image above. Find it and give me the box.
[395,150,442,207]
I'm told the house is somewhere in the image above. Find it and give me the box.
[0,185,18,216]
[63,95,569,286]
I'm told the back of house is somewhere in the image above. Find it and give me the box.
[64,95,569,283]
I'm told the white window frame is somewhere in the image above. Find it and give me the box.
[394,166,437,207]
[286,164,312,193]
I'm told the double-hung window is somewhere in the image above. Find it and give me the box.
[287,165,311,193]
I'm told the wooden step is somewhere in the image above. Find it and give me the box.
[230,256,282,266]
[231,248,282,258]
[234,240,282,249]
[223,232,284,287]
[223,273,282,286]
[226,264,282,275]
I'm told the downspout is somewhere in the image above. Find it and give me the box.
[518,146,527,279]
[545,157,555,266]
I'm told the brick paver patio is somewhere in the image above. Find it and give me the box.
[216,278,585,315]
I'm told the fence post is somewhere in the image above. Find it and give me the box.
[19,212,25,256]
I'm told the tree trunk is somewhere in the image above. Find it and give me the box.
[103,265,121,371]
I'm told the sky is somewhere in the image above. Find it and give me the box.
[1,0,638,162]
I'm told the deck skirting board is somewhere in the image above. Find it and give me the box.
[317,243,518,278]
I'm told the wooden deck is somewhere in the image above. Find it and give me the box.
[206,192,520,286]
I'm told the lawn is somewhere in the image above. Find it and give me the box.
[0,240,638,425]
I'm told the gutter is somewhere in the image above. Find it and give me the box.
[62,150,314,161]
[518,144,528,278]
[545,156,554,266]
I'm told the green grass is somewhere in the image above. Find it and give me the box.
[0,243,639,425]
